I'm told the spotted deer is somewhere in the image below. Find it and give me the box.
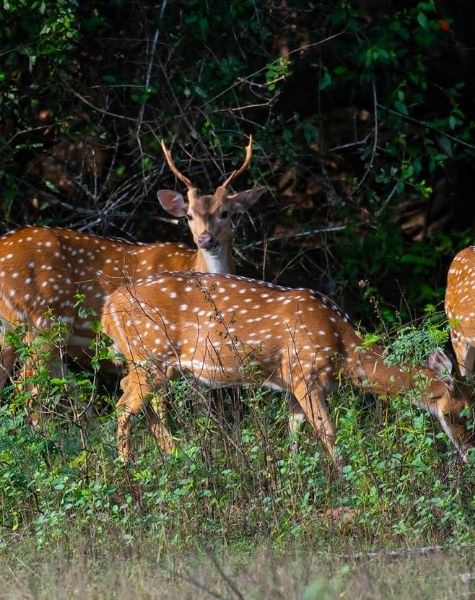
[0,137,265,389]
[445,246,475,376]
[101,272,475,464]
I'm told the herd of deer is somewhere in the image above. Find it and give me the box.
[0,137,474,467]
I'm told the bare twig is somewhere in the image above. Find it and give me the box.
[202,30,347,107]
[375,181,399,217]
[136,28,160,192]
[378,103,475,150]
[240,226,347,249]
[353,79,378,193]
[202,547,247,600]
[327,135,371,153]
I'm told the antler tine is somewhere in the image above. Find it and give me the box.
[160,140,194,189]
[221,134,253,189]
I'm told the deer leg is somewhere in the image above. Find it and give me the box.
[144,394,175,453]
[116,370,148,462]
[288,395,306,434]
[22,348,61,426]
[459,343,475,378]
[292,379,342,470]
[116,369,174,461]
[1,319,18,390]
[428,394,475,462]
[450,330,475,377]
[0,344,16,390]
[20,326,71,425]
[287,395,306,453]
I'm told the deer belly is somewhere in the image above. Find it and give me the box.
[163,350,286,394]
[170,356,249,385]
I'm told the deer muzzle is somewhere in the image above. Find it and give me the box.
[197,232,217,250]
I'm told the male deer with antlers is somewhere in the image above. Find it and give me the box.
[0,137,265,390]
[445,246,475,376]
[102,272,475,464]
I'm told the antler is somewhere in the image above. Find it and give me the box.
[221,135,253,189]
[160,140,194,189]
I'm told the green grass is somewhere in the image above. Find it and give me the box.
[1,536,474,599]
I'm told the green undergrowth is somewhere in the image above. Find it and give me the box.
[0,319,474,557]
[1,376,474,555]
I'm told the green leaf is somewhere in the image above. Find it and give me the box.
[417,1,436,11]
[400,254,434,266]
[394,99,408,115]
[319,69,332,91]
[417,12,428,28]
[334,65,348,76]
[439,135,453,157]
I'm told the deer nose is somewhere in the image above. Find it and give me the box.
[197,232,216,249]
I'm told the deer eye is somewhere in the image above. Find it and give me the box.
[220,211,229,219]
[186,213,193,221]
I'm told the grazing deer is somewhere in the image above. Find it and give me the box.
[101,272,475,464]
[445,246,475,376]
[0,137,265,389]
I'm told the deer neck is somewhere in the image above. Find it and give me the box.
[192,245,234,274]
[345,340,435,398]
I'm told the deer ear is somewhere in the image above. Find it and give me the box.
[427,348,454,382]
[227,186,266,213]
[157,190,188,217]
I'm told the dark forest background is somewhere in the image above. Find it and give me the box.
[2,0,475,329]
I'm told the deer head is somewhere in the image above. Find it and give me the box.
[157,136,266,256]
